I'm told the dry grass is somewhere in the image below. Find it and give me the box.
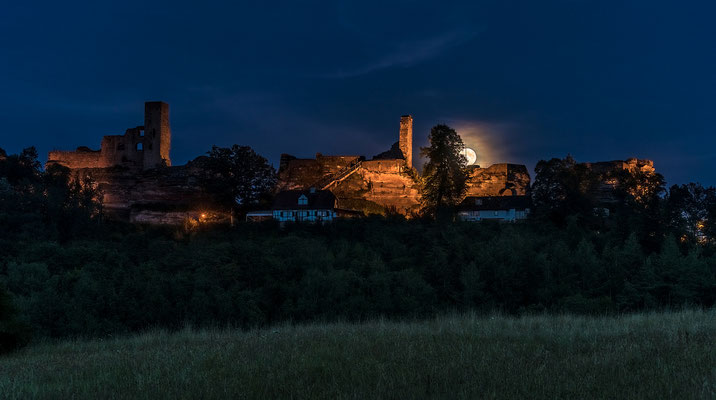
[1,310,714,399]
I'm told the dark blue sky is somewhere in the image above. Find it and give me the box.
[2,1,715,185]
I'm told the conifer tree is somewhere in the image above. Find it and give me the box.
[420,124,469,217]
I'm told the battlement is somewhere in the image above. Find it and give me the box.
[47,102,171,170]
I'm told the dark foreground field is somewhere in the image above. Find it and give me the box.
[1,310,714,400]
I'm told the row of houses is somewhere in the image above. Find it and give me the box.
[246,188,531,223]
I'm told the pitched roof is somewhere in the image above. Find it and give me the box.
[273,189,336,210]
[458,195,531,211]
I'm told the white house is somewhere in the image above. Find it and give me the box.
[272,188,337,223]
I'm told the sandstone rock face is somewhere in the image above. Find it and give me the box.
[70,162,223,224]
[334,160,421,214]
[277,155,532,215]
[278,155,421,214]
[584,158,655,175]
[583,158,656,203]
[465,163,531,197]
[276,154,361,191]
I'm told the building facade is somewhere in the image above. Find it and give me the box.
[272,189,337,223]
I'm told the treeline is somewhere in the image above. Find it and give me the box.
[0,147,715,351]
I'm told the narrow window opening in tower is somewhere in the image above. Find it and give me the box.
[137,143,143,151]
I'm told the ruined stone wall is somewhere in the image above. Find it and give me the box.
[69,163,221,224]
[465,163,531,197]
[585,158,655,175]
[46,102,171,171]
[583,158,656,204]
[315,154,360,174]
[347,160,420,213]
[47,148,105,169]
[277,154,361,191]
[399,115,413,168]
[362,159,404,173]
[100,127,145,168]
[278,156,420,214]
[143,101,171,168]
[278,154,533,215]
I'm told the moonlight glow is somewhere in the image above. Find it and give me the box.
[460,147,477,165]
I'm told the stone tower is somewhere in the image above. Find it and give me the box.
[143,101,171,169]
[399,115,413,169]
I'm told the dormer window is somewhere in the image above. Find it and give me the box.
[298,194,308,205]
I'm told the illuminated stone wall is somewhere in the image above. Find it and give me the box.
[399,115,413,168]
[47,148,104,169]
[277,155,421,214]
[47,102,171,171]
[583,158,656,203]
[465,163,531,197]
[67,161,222,224]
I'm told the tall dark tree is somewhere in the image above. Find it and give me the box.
[0,146,41,186]
[665,183,715,244]
[198,145,277,218]
[531,155,599,225]
[610,167,667,252]
[420,124,469,217]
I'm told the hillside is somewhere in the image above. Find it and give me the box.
[1,310,714,399]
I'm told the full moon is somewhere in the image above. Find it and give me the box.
[461,147,477,165]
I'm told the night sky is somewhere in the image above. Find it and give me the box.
[2,1,715,185]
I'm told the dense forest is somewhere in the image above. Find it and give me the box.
[1,145,715,353]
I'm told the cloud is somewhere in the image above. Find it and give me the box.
[318,28,481,79]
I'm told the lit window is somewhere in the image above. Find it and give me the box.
[137,143,143,151]
[298,195,308,205]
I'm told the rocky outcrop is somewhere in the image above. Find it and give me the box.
[464,164,531,197]
[69,161,225,224]
[583,158,656,204]
[278,155,420,215]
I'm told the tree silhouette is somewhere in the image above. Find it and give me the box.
[420,124,468,218]
[197,145,277,219]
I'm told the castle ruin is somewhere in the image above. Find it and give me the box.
[399,115,413,168]
[46,102,217,224]
[44,101,655,223]
[276,115,532,215]
[48,102,171,170]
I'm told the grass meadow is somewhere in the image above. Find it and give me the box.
[0,310,714,399]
